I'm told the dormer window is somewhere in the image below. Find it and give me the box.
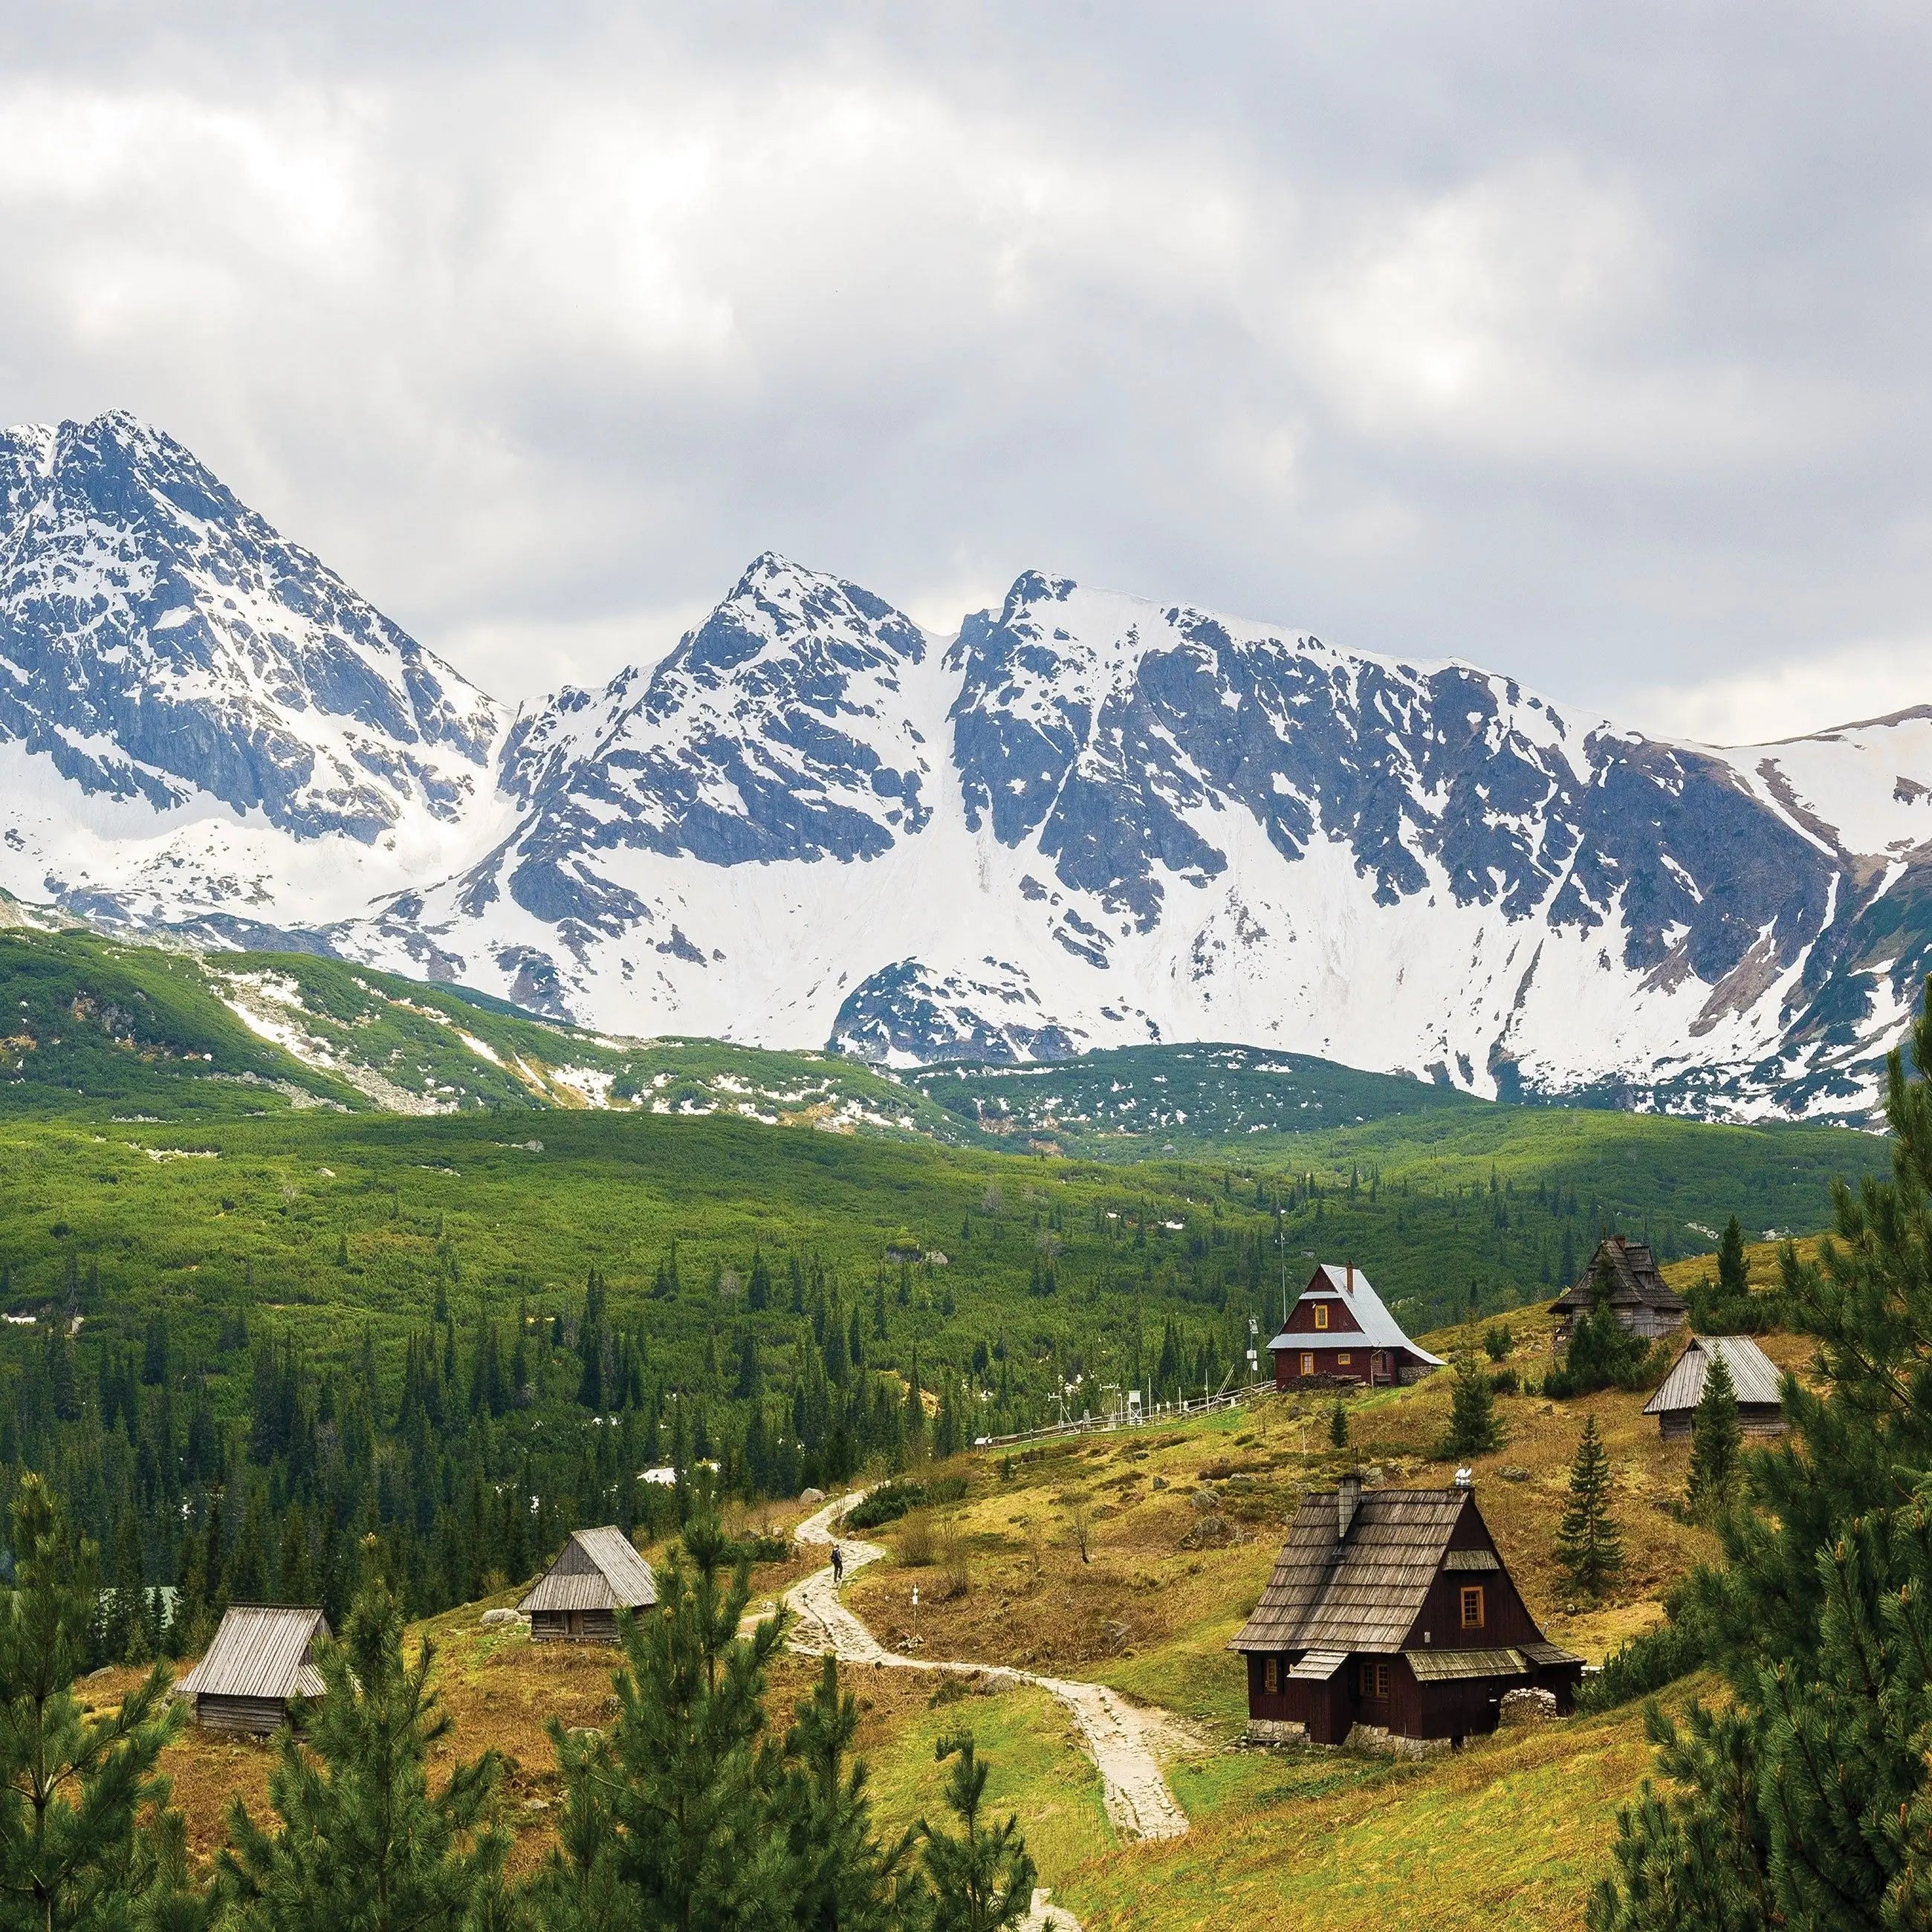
[1314,1305,1329,1330]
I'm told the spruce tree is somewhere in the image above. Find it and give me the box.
[1443,1352,1501,1456]
[0,1475,192,1931]
[217,1568,503,1932]
[1328,1399,1349,1448]
[1555,1415,1623,1598]
[1685,1348,1743,1523]
[1717,1216,1748,1301]
[918,1731,1035,1932]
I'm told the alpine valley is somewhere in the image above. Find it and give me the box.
[4,410,1931,1124]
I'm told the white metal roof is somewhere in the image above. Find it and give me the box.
[1642,1335,1784,1414]
[1267,1263,1445,1365]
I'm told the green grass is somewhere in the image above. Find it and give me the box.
[1058,1698,1667,1932]
[861,1678,1115,1890]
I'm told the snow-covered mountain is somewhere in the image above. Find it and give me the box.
[6,412,1932,1123]
[0,412,505,939]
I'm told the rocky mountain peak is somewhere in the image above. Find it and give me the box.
[0,409,502,844]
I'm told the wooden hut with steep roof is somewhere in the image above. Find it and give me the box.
[172,1604,329,1734]
[1230,1476,1582,1752]
[1549,1236,1686,1343]
[1642,1334,1786,1438]
[1266,1262,1445,1390]
[519,1526,658,1643]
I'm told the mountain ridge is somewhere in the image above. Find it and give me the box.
[3,411,1931,1124]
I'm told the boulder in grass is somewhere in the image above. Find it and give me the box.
[800,1486,826,1505]
[479,1607,525,1627]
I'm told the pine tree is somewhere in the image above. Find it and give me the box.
[537,1517,794,1930]
[1685,1349,1743,1523]
[1443,1352,1501,1456]
[217,1568,504,1932]
[0,1475,192,1930]
[918,1731,1035,1932]
[781,1655,917,1932]
[1595,984,1932,1928]
[1555,1416,1622,1598]
[1328,1399,1348,1449]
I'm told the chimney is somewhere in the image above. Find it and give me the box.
[1345,1262,1355,1294]
[1337,1471,1363,1541]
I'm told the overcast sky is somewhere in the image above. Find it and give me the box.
[1,3,1929,742]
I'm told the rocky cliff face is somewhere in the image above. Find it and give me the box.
[6,412,1931,1121]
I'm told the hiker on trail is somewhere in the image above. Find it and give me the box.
[831,1543,844,1585]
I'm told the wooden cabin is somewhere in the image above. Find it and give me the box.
[172,1604,329,1734]
[1549,1236,1686,1343]
[519,1526,658,1642]
[1267,1263,1444,1389]
[1642,1334,1786,1438]
[1230,1476,1582,1754]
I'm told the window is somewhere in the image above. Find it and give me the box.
[1359,1659,1389,1699]
[1300,1352,1315,1375]
[1460,1586,1485,1631]
[1314,1304,1329,1330]
[1337,1352,1352,1366]
[1263,1656,1280,1694]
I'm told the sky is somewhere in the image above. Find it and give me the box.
[1,3,1930,742]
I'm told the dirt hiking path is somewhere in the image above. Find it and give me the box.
[785,1491,1189,1859]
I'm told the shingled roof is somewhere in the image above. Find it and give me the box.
[1643,1334,1783,1414]
[1265,1264,1445,1366]
[174,1605,328,1702]
[519,1526,658,1615]
[1549,1236,1686,1319]
[1229,1487,1469,1653]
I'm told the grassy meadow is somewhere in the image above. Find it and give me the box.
[78,1277,1784,1928]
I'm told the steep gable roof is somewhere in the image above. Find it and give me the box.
[1265,1264,1444,1365]
[519,1526,658,1615]
[1229,1487,1469,1653]
[1643,1334,1783,1414]
[1549,1236,1686,1318]
[174,1605,328,1702]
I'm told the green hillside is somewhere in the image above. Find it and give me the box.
[0,927,966,1135]
[907,1040,1484,1154]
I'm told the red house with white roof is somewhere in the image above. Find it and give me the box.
[1268,1262,1444,1388]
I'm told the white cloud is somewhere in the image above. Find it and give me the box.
[0,7,1928,736]
[1637,638,1932,748]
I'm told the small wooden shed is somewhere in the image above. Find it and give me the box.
[1642,1334,1786,1438]
[1230,1476,1582,1754]
[172,1604,329,1734]
[519,1526,658,1642]
[1549,1236,1686,1343]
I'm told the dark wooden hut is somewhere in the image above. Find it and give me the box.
[172,1604,329,1734]
[1548,1236,1686,1343]
[519,1526,658,1642]
[1230,1476,1582,1753]
[1266,1263,1445,1390]
[1641,1334,1786,1438]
